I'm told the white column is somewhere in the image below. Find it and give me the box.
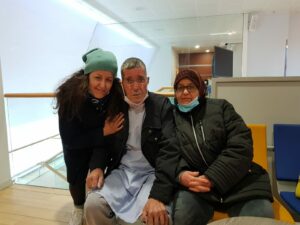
[241,13,248,77]
[0,58,12,189]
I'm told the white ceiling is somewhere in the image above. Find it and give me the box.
[85,0,300,52]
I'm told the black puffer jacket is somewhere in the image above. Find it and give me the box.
[174,98,273,207]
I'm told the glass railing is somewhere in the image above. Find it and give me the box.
[4,93,68,189]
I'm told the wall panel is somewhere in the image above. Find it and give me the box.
[212,77,300,146]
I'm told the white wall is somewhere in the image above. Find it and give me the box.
[247,12,289,76]
[0,59,11,189]
[287,12,300,76]
[147,45,173,91]
[0,0,172,93]
[171,48,179,84]
[232,43,243,77]
[0,0,96,93]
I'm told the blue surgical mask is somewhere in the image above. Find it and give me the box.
[177,96,199,113]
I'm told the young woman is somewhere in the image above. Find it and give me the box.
[171,69,274,225]
[55,48,125,225]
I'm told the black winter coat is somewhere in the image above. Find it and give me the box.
[59,97,110,184]
[174,98,273,207]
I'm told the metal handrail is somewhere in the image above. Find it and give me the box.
[4,93,55,98]
[4,90,173,98]
[9,134,60,153]
[42,162,67,181]
[40,151,67,181]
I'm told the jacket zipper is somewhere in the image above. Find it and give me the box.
[191,117,224,204]
[190,116,209,167]
[199,120,206,142]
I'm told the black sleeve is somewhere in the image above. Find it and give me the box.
[88,146,110,171]
[60,117,111,171]
[59,117,105,150]
[149,99,181,204]
[204,100,253,195]
[175,157,191,184]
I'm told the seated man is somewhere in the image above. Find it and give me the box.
[170,69,274,225]
[84,57,178,225]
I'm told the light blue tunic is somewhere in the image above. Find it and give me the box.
[95,104,155,223]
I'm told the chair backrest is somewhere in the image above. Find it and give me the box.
[212,124,295,223]
[213,124,268,221]
[274,124,300,181]
[247,124,268,170]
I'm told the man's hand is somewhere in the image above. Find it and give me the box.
[86,168,104,190]
[179,171,212,192]
[141,198,168,225]
[103,113,124,136]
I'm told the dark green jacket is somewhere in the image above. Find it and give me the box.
[174,98,273,207]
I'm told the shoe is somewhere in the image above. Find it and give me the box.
[69,207,83,225]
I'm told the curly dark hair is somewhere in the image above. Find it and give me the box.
[54,69,124,121]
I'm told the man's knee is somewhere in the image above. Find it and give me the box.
[84,192,115,224]
[84,192,100,215]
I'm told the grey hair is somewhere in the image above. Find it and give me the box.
[121,57,147,79]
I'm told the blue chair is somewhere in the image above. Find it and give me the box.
[274,124,300,218]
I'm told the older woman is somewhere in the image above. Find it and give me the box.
[171,69,274,225]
